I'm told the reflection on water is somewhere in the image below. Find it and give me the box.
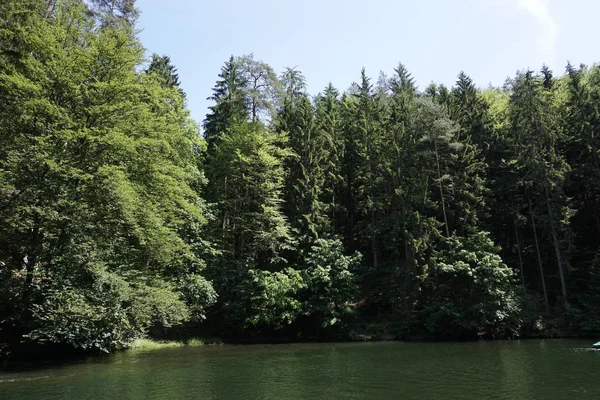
[1,340,599,399]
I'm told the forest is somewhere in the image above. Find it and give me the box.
[2,0,600,359]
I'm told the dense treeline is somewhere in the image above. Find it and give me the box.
[2,0,600,358]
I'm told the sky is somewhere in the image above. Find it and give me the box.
[136,0,600,123]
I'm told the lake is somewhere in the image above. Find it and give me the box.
[0,340,598,399]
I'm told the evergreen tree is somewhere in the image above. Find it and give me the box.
[509,69,572,307]
[277,68,329,243]
[447,72,490,235]
[145,53,185,96]
[315,84,344,235]
[237,54,281,123]
[341,69,385,268]
[204,121,298,331]
[564,64,600,328]
[90,0,139,26]
[203,56,248,154]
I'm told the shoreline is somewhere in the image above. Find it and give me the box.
[2,333,594,370]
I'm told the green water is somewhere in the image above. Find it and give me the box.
[0,340,598,399]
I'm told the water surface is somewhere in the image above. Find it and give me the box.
[1,340,597,399]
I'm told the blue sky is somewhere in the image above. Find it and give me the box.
[136,0,600,123]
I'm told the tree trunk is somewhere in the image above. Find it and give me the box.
[594,195,600,238]
[331,192,336,235]
[251,98,257,123]
[21,223,41,322]
[545,184,568,305]
[404,231,413,292]
[434,137,450,237]
[371,209,377,270]
[21,254,37,323]
[514,220,526,289]
[529,198,549,312]
[222,176,228,235]
[45,0,56,18]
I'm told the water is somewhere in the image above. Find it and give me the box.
[0,340,598,399]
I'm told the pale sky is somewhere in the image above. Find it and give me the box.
[136,0,600,123]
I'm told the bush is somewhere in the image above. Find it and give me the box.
[178,274,218,322]
[419,232,521,339]
[27,267,196,353]
[245,268,305,329]
[303,238,362,331]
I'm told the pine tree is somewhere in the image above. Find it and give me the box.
[563,63,600,327]
[90,0,139,26]
[446,72,490,235]
[203,56,248,154]
[277,68,329,243]
[565,64,600,246]
[145,53,184,94]
[204,121,298,330]
[315,84,344,235]
[376,63,433,317]
[509,69,572,307]
[237,54,281,123]
[342,69,384,269]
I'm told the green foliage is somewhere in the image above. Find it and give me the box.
[277,69,329,242]
[569,251,600,335]
[178,274,218,322]
[28,267,190,353]
[508,69,572,306]
[245,268,305,329]
[206,122,294,265]
[203,56,249,153]
[303,238,361,328]
[0,0,214,353]
[315,84,344,235]
[90,0,139,26]
[145,53,185,98]
[129,337,219,352]
[5,0,600,355]
[237,54,282,123]
[204,121,296,332]
[420,232,521,339]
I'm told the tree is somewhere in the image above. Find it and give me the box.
[413,98,459,237]
[509,69,572,307]
[341,69,385,269]
[0,0,215,352]
[145,53,185,96]
[204,121,297,331]
[563,64,600,326]
[90,0,139,26]
[277,68,329,243]
[303,238,362,336]
[237,54,281,123]
[315,84,344,235]
[6,0,600,351]
[420,232,521,339]
[445,72,490,235]
[203,56,248,154]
